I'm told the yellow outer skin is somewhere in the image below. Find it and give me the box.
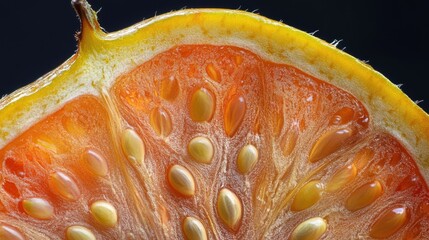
[0,1,428,180]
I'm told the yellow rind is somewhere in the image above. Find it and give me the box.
[0,5,428,180]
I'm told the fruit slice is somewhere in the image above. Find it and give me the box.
[1,0,429,239]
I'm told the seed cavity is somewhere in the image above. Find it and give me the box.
[329,107,355,125]
[83,149,109,177]
[121,128,145,164]
[308,127,354,162]
[369,207,408,239]
[0,223,25,240]
[90,200,118,228]
[66,225,96,240]
[326,164,357,192]
[167,165,196,197]
[189,88,215,122]
[48,171,81,201]
[206,63,221,83]
[160,76,179,101]
[217,188,242,231]
[22,198,54,220]
[236,144,259,174]
[291,180,323,211]
[150,107,173,137]
[345,180,383,211]
[188,137,214,164]
[353,148,374,170]
[290,217,327,240]
[224,95,246,137]
[182,216,208,240]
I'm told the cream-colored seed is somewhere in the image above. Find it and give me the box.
[182,216,208,240]
[217,188,243,230]
[236,144,259,174]
[188,137,214,164]
[189,88,215,122]
[83,149,109,177]
[168,165,196,197]
[150,107,173,137]
[90,201,118,228]
[22,198,54,220]
[291,180,323,211]
[290,217,327,240]
[0,224,25,240]
[48,171,81,201]
[66,226,96,240]
[308,127,354,162]
[121,128,145,164]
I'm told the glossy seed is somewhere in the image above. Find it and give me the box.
[217,188,243,231]
[121,128,145,164]
[206,63,221,83]
[326,164,357,192]
[308,127,354,162]
[150,107,173,137]
[237,144,259,174]
[369,207,408,239]
[0,224,25,240]
[224,95,246,136]
[188,137,214,164]
[168,165,196,197]
[290,217,327,240]
[291,180,323,211]
[160,76,179,100]
[66,226,96,240]
[90,201,118,228]
[182,216,208,240]
[22,198,54,220]
[345,180,383,211]
[48,171,81,201]
[189,88,215,122]
[83,149,109,177]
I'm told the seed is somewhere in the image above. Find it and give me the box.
[217,188,243,231]
[236,144,259,174]
[182,216,208,240]
[353,148,374,170]
[206,63,221,83]
[224,95,246,137]
[48,171,81,201]
[369,207,408,239]
[150,107,173,137]
[326,164,357,192]
[329,107,355,125]
[62,117,85,137]
[189,88,215,122]
[188,136,214,164]
[0,223,25,240]
[22,198,54,220]
[160,76,179,101]
[290,217,327,240]
[168,165,196,197]
[66,226,96,240]
[121,128,145,164]
[280,127,299,156]
[345,180,383,211]
[308,127,354,162]
[90,200,118,228]
[291,180,323,211]
[83,149,109,177]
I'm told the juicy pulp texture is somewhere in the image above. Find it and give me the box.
[0,45,428,239]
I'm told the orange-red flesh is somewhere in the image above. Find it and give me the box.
[0,45,428,239]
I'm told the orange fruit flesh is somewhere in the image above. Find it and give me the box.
[1,44,428,239]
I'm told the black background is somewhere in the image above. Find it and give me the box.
[0,0,428,112]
